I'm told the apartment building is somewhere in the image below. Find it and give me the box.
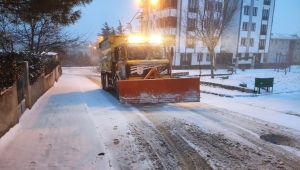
[140,0,275,68]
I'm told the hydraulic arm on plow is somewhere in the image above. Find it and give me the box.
[99,34,200,104]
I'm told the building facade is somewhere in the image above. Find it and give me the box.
[267,34,300,64]
[140,0,275,68]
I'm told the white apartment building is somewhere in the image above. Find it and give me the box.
[140,0,275,68]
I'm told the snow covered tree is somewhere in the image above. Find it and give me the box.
[101,22,111,38]
[100,22,118,37]
[117,20,124,35]
[111,27,116,35]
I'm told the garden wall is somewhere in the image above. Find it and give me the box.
[55,65,62,81]
[26,75,44,109]
[1,65,62,138]
[0,84,19,137]
[44,71,55,92]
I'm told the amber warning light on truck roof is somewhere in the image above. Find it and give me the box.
[127,34,163,44]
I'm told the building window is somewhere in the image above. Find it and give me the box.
[187,18,196,31]
[242,22,248,31]
[251,23,256,31]
[244,6,257,16]
[264,0,271,5]
[244,6,250,15]
[244,53,250,60]
[188,0,199,12]
[249,38,254,47]
[241,38,254,47]
[253,7,258,16]
[260,24,267,35]
[262,9,269,20]
[259,39,266,49]
[197,53,203,62]
[215,2,223,12]
[206,55,211,62]
[242,22,256,32]
[241,38,247,46]
[180,53,192,66]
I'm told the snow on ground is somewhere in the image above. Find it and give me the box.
[201,92,300,131]
[0,70,110,170]
[174,65,300,93]
[1,67,300,170]
[174,66,300,130]
[62,67,100,76]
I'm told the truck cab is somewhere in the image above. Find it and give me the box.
[99,35,172,90]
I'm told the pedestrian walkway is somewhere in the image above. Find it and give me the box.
[0,74,110,170]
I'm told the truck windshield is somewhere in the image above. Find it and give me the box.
[127,45,165,60]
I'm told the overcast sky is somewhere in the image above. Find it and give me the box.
[67,0,300,42]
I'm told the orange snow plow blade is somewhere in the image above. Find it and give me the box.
[118,77,200,104]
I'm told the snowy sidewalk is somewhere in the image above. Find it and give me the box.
[0,73,110,170]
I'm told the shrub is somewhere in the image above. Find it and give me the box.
[16,53,44,85]
[43,55,59,75]
[0,53,17,92]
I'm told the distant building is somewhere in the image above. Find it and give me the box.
[140,0,275,68]
[267,33,300,64]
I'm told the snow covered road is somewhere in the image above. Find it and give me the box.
[0,67,300,170]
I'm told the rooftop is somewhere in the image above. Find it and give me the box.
[271,33,300,40]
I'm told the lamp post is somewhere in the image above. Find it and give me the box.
[138,0,159,33]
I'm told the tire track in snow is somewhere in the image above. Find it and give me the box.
[167,103,300,169]
[132,105,212,170]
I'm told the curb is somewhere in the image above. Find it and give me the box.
[201,81,255,93]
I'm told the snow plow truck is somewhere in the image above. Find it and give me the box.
[99,34,200,104]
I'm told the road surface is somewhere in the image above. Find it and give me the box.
[0,67,300,170]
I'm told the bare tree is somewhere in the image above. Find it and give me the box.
[0,5,20,52]
[186,0,238,78]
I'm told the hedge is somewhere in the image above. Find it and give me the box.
[0,53,17,92]
[0,52,56,93]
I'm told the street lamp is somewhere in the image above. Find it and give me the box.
[136,0,143,7]
[150,0,158,5]
[97,35,104,43]
[139,0,159,33]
